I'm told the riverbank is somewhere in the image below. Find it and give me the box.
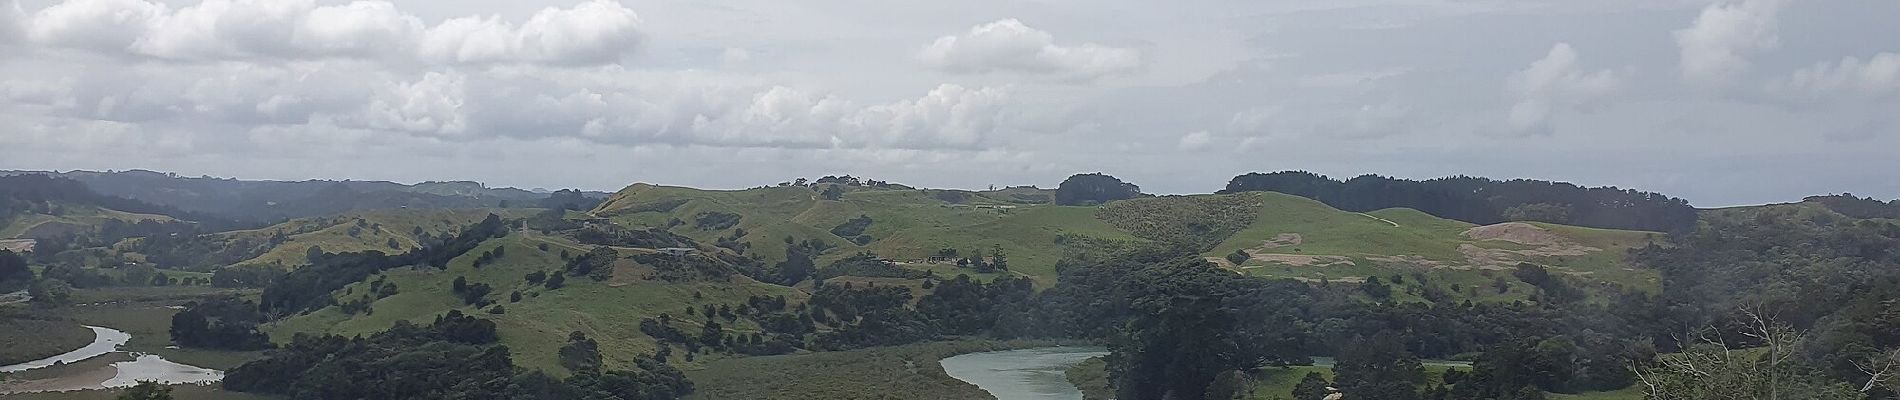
[940,347,1109,400]
[0,326,127,373]
[0,287,269,399]
[686,339,1093,400]
[0,314,92,366]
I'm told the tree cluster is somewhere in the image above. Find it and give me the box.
[1219,171,1698,232]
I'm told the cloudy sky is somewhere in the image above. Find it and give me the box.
[1,0,1895,206]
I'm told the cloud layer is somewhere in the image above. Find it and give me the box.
[1,0,1898,206]
[918,19,1143,82]
[19,0,644,65]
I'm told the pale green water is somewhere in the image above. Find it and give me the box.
[940,347,1108,400]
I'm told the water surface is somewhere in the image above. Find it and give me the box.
[940,347,1108,400]
[0,326,129,372]
[102,353,224,387]
[0,324,224,394]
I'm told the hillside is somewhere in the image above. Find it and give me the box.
[1200,192,1660,296]
[3,169,606,223]
[265,229,806,374]
[588,183,1661,297]
[592,183,1131,285]
[218,208,540,269]
[0,203,178,240]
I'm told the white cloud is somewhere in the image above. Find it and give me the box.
[357,71,467,136]
[1177,130,1211,151]
[1505,43,1625,133]
[418,0,643,65]
[1674,0,1784,87]
[679,83,1014,149]
[1772,53,1900,99]
[27,0,164,52]
[19,0,639,65]
[918,19,1142,82]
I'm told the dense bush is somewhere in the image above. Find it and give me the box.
[1054,173,1144,206]
[170,296,273,350]
[1220,171,1697,232]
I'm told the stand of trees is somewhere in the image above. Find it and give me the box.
[170,296,273,350]
[1054,173,1145,206]
[224,310,692,400]
[1219,171,1697,232]
[261,214,510,316]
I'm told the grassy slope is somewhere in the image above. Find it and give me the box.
[228,208,536,269]
[594,184,1143,286]
[592,185,1656,295]
[1199,192,1659,300]
[0,204,178,239]
[264,231,806,374]
[0,316,92,366]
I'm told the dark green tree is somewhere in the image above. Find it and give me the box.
[116,381,173,400]
[559,331,603,373]
[1335,331,1423,400]
[1291,372,1332,400]
[1054,173,1143,206]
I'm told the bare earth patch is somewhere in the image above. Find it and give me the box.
[1456,244,1518,268]
[1463,222,1565,246]
[1261,233,1303,249]
[1367,255,1442,268]
[1459,223,1602,267]
[0,239,34,253]
[1250,254,1353,267]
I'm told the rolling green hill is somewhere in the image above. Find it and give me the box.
[221,208,538,269]
[589,184,1661,298]
[0,203,178,240]
[265,230,805,374]
[258,181,1665,381]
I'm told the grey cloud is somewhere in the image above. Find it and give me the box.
[0,0,23,44]
[1771,53,1900,100]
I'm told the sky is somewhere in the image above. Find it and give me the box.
[0,0,1896,207]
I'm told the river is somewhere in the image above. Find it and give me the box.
[0,325,224,393]
[940,347,1109,400]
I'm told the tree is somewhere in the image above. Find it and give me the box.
[1335,331,1423,400]
[776,247,816,285]
[116,381,173,400]
[1054,173,1143,206]
[0,250,32,289]
[1225,249,1250,265]
[1635,310,1862,400]
[1362,276,1393,300]
[28,278,73,306]
[1292,372,1332,400]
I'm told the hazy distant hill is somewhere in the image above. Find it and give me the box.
[1,170,607,224]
